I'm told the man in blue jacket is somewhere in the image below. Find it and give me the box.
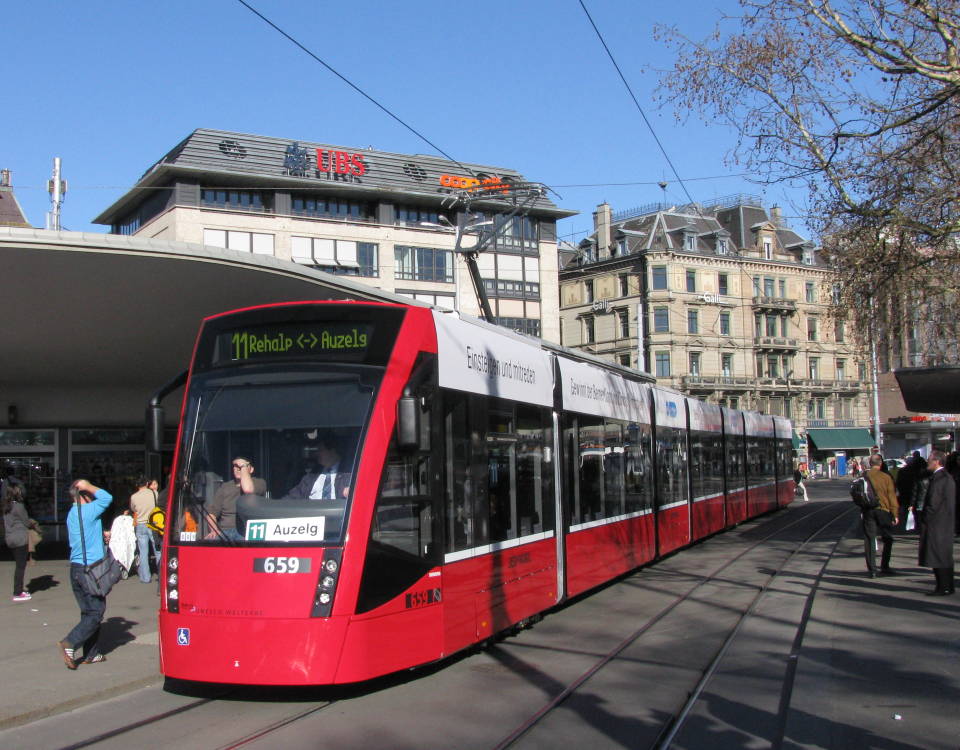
[58,479,112,669]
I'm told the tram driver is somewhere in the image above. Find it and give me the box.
[285,433,351,501]
[204,457,267,541]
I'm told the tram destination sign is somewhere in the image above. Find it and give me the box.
[211,321,373,365]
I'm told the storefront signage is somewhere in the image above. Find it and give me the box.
[438,173,512,195]
[282,142,366,183]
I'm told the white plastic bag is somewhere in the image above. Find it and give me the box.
[905,509,916,531]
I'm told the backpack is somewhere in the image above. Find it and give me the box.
[850,476,879,509]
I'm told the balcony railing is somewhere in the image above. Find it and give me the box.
[754,336,799,350]
[752,296,797,312]
[681,375,752,390]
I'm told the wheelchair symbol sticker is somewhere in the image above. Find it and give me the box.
[177,627,191,646]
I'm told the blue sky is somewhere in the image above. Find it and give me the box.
[4,0,811,243]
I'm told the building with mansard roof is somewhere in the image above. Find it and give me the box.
[559,196,875,468]
[93,128,575,342]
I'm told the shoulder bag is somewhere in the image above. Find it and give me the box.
[76,499,123,597]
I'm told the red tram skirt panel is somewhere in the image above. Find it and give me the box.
[565,513,656,599]
[725,486,748,527]
[656,502,691,557]
[778,479,797,508]
[691,492,726,541]
[440,536,559,656]
[747,481,778,518]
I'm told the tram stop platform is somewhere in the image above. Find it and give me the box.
[0,480,957,749]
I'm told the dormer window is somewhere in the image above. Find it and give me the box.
[684,232,697,251]
[716,237,728,255]
[763,238,773,259]
[616,238,627,256]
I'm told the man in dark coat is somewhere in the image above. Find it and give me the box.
[919,450,955,596]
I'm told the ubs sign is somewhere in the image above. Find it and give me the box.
[283,142,366,183]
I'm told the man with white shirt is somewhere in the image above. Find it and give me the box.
[286,435,351,501]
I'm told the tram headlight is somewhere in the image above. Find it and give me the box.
[168,573,178,586]
[312,548,343,618]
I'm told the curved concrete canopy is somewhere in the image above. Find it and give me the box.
[0,228,417,394]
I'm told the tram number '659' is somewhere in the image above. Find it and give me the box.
[405,588,441,609]
[253,557,312,574]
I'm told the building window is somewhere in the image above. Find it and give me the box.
[778,279,786,298]
[201,189,270,212]
[495,317,541,337]
[809,357,820,380]
[687,309,699,334]
[720,310,731,336]
[716,237,728,255]
[752,276,761,295]
[291,237,376,275]
[397,290,456,310]
[763,238,772,259]
[619,273,630,297]
[802,248,814,265]
[652,265,668,290]
[653,307,670,333]
[584,279,595,304]
[728,396,739,410]
[767,355,780,378]
[834,319,845,342]
[655,351,671,377]
[689,352,701,375]
[763,277,775,297]
[718,273,728,296]
[807,397,826,419]
[395,246,453,282]
[807,316,818,341]
[583,316,596,343]
[396,205,446,225]
[618,309,630,339]
[686,269,696,292]
[685,232,697,251]
[203,229,274,256]
[483,278,540,300]
[618,354,631,367]
[781,316,789,337]
[495,215,539,250]
[754,313,763,337]
[836,359,847,380]
[805,282,816,303]
[765,314,777,336]
[722,354,733,377]
[292,195,367,219]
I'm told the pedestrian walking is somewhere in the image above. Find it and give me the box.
[918,450,955,596]
[793,467,809,502]
[58,479,113,669]
[861,454,899,577]
[129,475,159,583]
[2,484,31,601]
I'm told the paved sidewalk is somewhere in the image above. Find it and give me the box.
[0,557,161,730]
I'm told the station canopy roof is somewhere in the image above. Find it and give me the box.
[805,428,876,451]
[894,366,960,413]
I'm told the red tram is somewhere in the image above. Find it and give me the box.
[157,301,794,685]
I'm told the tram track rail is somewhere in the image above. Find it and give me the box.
[48,502,855,750]
[492,501,857,750]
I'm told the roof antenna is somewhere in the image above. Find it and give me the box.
[46,157,67,231]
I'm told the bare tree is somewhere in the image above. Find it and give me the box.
[656,0,960,360]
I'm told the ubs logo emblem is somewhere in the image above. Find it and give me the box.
[283,142,310,176]
[177,627,191,646]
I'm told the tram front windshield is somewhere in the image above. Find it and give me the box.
[171,366,380,546]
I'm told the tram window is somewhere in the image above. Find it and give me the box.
[625,423,653,513]
[603,422,625,518]
[726,433,746,489]
[516,406,551,537]
[444,392,492,552]
[690,429,707,501]
[171,372,377,546]
[487,405,516,543]
[578,417,604,523]
[656,426,689,508]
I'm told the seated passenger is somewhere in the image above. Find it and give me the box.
[286,435,351,501]
[205,457,267,541]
